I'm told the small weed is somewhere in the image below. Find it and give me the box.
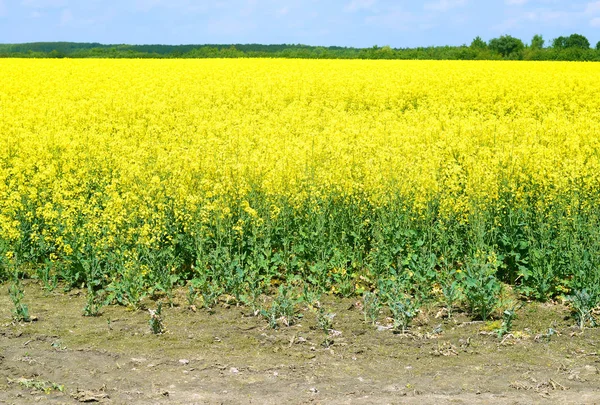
[301,284,321,310]
[379,280,420,333]
[567,289,597,330]
[261,305,279,329]
[316,307,336,347]
[51,340,67,351]
[536,327,557,342]
[379,280,421,333]
[82,286,102,317]
[239,279,265,316]
[201,282,223,311]
[496,305,520,338]
[9,280,31,322]
[260,285,300,328]
[105,271,147,311]
[37,259,59,292]
[186,283,199,308]
[362,291,381,325]
[10,377,64,394]
[335,269,355,298]
[440,272,462,319]
[239,292,262,316]
[149,302,165,334]
[389,297,420,334]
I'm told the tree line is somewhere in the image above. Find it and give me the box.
[1,34,599,60]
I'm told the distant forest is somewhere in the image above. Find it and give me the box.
[1,34,600,61]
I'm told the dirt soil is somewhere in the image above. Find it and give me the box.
[1,281,600,404]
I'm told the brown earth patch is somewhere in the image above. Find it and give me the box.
[1,281,599,404]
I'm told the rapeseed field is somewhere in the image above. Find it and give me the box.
[1,59,600,324]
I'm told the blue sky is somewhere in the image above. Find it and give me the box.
[0,0,599,47]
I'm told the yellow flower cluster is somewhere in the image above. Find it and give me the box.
[0,59,599,265]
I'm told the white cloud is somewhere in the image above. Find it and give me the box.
[424,0,467,12]
[591,16,600,26]
[505,0,529,5]
[344,0,376,13]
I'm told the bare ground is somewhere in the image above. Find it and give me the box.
[1,281,600,404]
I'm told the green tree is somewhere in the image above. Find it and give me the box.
[531,34,544,49]
[597,41,600,51]
[554,34,590,49]
[470,36,487,49]
[552,36,567,49]
[377,45,395,58]
[47,49,65,58]
[488,35,525,57]
[565,34,590,49]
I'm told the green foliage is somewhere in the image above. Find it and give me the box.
[388,297,420,334]
[463,254,502,321]
[495,204,529,286]
[105,268,147,310]
[552,36,567,49]
[36,259,59,292]
[531,34,545,50]
[1,38,599,61]
[186,283,200,307]
[521,217,561,301]
[201,283,223,311]
[405,246,438,302]
[140,244,182,305]
[0,240,9,282]
[189,274,223,311]
[260,285,301,329]
[470,36,487,49]
[379,280,420,333]
[440,270,462,319]
[488,35,525,57]
[553,34,590,49]
[567,289,597,330]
